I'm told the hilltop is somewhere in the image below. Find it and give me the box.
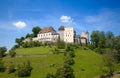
[0,46,104,78]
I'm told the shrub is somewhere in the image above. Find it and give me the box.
[101,66,110,76]
[64,56,75,65]
[0,59,6,72]
[56,37,66,49]
[52,48,60,54]
[56,63,75,78]
[46,73,55,78]
[94,48,105,54]
[8,63,15,74]
[66,44,74,52]
[69,51,75,58]
[9,50,16,58]
[0,47,7,58]
[72,44,79,49]
[16,61,32,77]
[82,46,89,50]
[88,44,95,50]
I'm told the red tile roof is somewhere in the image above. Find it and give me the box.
[58,26,64,30]
[39,26,56,34]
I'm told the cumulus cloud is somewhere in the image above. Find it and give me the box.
[60,15,72,23]
[13,21,26,29]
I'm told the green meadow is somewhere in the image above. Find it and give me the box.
[0,46,119,78]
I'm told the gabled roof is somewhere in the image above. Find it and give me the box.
[58,26,64,30]
[39,26,56,34]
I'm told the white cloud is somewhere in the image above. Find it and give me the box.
[60,15,72,23]
[13,21,26,29]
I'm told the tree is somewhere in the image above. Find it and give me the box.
[69,51,75,58]
[32,26,41,37]
[56,37,66,49]
[8,62,15,74]
[16,61,33,77]
[0,59,6,72]
[91,30,107,48]
[88,44,95,50]
[91,31,99,47]
[15,37,25,46]
[0,47,7,58]
[111,36,120,62]
[106,31,114,40]
[105,31,114,48]
[98,39,106,48]
[102,50,116,76]
[56,63,75,78]
[26,33,34,38]
[64,56,75,65]
[9,49,16,58]
[99,31,105,40]
[65,44,75,57]
[46,73,55,78]
[66,44,74,52]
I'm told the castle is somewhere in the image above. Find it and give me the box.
[25,26,89,44]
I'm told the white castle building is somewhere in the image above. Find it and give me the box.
[25,26,89,44]
[58,26,74,43]
[37,26,59,42]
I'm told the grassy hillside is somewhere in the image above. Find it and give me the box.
[74,50,103,78]
[16,46,53,55]
[0,47,105,78]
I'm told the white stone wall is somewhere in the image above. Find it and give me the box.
[32,37,38,41]
[58,31,64,41]
[37,32,52,42]
[37,32,59,42]
[52,34,59,42]
[64,27,74,43]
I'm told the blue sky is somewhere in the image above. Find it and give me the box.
[0,0,120,50]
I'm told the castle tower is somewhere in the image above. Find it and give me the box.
[80,31,89,43]
[58,26,74,43]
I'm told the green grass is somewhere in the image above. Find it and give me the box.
[16,46,53,55]
[73,50,103,78]
[1,54,64,78]
[0,47,113,78]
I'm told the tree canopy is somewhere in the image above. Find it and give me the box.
[32,26,41,37]
[0,47,7,58]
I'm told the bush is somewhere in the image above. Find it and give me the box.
[56,37,66,49]
[82,46,89,50]
[88,44,95,50]
[69,51,75,58]
[0,59,6,72]
[22,41,42,48]
[66,44,74,52]
[64,56,75,65]
[72,44,79,49]
[101,66,110,76]
[52,48,60,54]
[16,61,32,77]
[94,48,105,54]
[0,47,7,58]
[9,50,16,58]
[46,73,55,78]
[56,63,75,78]
[8,63,15,74]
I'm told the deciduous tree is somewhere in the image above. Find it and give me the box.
[32,26,41,37]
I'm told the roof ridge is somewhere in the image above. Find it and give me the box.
[39,26,56,34]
